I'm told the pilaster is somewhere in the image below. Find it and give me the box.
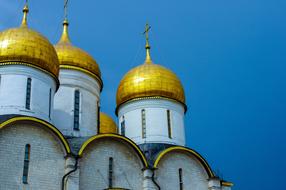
[64,156,80,190]
[143,169,158,190]
[208,177,221,190]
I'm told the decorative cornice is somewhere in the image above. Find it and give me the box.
[115,96,187,115]
[60,65,103,91]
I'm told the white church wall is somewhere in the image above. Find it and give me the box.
[79,138,144,190]
[54,69,100,137]
[222,186,232,190]
[0,122,66,190]
[118,99,186,146]
[155,152,209,190]
[0,65,57,122]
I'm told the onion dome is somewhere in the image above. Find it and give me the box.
[99,112,117,134]
[54,19,102,90]
[0,5,59,78]
[116,24,185,111]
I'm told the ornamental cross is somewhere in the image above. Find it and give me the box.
[64,0,69,19]
[143,23,151,45]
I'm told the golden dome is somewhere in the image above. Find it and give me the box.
[54,19,102,89]
[0,5,59,78]
[99,112,118,134]
[116,62,185,108]
[116,24,185,110]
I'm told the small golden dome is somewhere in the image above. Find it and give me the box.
[0,5,59,78]
[116,24,185,110]
[54,19,102,89]
[99,112,117,134]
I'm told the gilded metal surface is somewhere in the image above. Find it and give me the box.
[99,112,117,134]
[221,181,234,187]
[21,4,29,27]
[55,20,102,85]
[0,5,59,77]
[117,25,185,107]
[143,23,152,63]
[116,61,185,107]
[0,29,59,78]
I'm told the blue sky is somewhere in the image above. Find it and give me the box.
[1,0,286,189]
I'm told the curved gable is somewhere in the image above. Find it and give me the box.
[79,134,148,168]
[154,146,215,178]
[0,116,71,154]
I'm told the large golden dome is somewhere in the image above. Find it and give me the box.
[54,19,102,89]
[0,5,59,78]
[99,112,117,134]
[116,61,185,108]
[116,40,185,110]
[116,24,186,111]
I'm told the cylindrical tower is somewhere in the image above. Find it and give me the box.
[116,25,187,146]
[53,19,102,137]
[0,5,59,123]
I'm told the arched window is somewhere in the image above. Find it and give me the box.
[179,168,183,190]
[167,110,172,138]
[141,109,146,138]
[22,144,30,184]
[26,78,32,110]
[74,90,80,130]
[108,157,114,188]
[121,116,125,136]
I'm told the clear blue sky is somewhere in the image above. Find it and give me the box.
[1,0,285,189]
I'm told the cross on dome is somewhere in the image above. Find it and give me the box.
[143,23,153,63]
[21,0,29,27]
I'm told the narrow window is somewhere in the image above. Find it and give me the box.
[167,110,172,138]
[25,78,32,110]
[142,109,146,138]
[179,168,183,190]
[97,100,100,133]
[0,75,2,94]
[74,90,80,130]
[48,88,52,119]
[108,157,113,188]
[121,116,125,136]
[22,144,30,184]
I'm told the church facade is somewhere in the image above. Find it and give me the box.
[0,3,233,190]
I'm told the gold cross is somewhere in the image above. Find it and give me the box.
[64,0,69,19]
[143,23,151,48]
